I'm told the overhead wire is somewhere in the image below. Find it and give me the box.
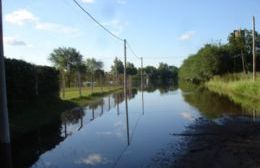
[126,41,141,60]
[72,0,124,42]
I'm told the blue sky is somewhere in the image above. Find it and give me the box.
[3,0,260,70]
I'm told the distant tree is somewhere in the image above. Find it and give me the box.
[111,57,124,84]
[143,66,158,81]
[85,58,103,93]
[126,62,138,76]
[49,47,83,98]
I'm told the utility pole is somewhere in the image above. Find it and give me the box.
[141,57,143,91]
[0,0,10,147]
[124,39,127,96]
[0,0,12,167]
[123,39,130,145]
[253,16,256,81]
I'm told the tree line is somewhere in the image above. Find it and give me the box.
[179,29,260,83]
[49,47,179,98]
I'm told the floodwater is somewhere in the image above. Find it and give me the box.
[10,87,259,168]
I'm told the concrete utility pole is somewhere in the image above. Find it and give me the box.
[124,39,127,96]
[0,0,10,147]
[141,57,143,91]
[0,0,12,167]
[123,39,130,146]
[253,16,256,81]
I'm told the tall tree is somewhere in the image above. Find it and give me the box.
[111,57,124,84]
[85,58,103,93]
[49,47,83,98]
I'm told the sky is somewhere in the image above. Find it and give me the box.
[3,0,260,70]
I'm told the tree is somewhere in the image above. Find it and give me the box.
[126,62,137,76]
[49,47,83,98]
[111,57,124,84]
[143,66,157,85]
[85,58,103,93]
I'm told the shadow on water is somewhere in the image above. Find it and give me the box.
[10,89,138,168]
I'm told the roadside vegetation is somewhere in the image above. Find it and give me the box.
[206,73,260,111]
[179,29,260,111]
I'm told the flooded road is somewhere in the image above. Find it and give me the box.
[11,87,260,168]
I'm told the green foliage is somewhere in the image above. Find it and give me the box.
[111,57,124,75]
[126,62,137,75]
[143,63,178,84]
[179,44,231,83]
[85,58,103,73]
[179,29,260,83]
[5,58,60,106]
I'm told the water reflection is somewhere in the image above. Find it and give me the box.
[11,121,64,168]
[9,85,259,168]
[0,143,12,168]
[181,87,260,119]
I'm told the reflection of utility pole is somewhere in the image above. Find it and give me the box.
[125,94,130,146]
[78,114,83,131]
[142,91,144,115]
[92,108,94,120]
[117,95,119,116]
[253,16,256,81]
[0,0,12,166]
[101,102,104,116]
[64,122,67,138]
[108,96,111,111]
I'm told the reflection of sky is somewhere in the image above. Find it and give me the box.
[180,112,194,121]
[77,153,110,166]
[31,89,201,168]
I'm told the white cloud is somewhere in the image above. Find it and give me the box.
[4,36,29,47]
[117,0,127,4]
[5,9,79,34]
[35,22,79,34]
[5,9,37,26]
[102,19,128,36]
[82,0,95,4]
[179,31,196,41]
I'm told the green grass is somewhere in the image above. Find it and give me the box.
[206,73,260,111]
[63,86,123,106]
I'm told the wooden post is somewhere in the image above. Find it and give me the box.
[253,16,256,81]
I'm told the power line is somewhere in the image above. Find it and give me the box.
[126,41,141,60]
[72,0,124,42]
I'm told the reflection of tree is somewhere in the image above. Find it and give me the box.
[12,120,64,168]
[61,107,84,124]
[158,86,178,95]
[182,88,247,119]
[142,84,178,94]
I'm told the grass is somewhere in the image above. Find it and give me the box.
[206,73,260,111]
[62,86,123,106]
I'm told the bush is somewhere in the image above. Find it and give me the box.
[5,58,60,105]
